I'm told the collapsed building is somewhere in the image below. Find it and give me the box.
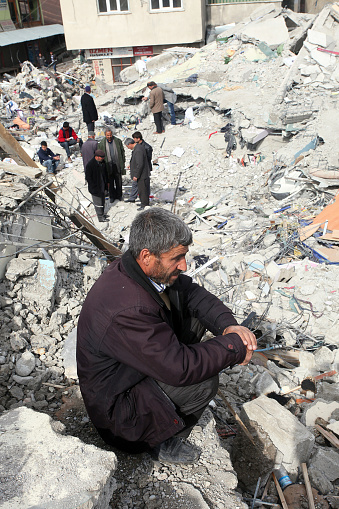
[0,3,339,508]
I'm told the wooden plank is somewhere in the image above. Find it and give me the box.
[0,161,42,179]
[272,473,289,509]
[69,211,121,262]
[315,424,339,449]
[0,122,39,168]
[217,389,256,446]
[301,463,316,509]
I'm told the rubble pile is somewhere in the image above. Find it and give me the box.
[1,3,339,508]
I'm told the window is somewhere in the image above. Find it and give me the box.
[98,0,129,13]
[150,0,182,10]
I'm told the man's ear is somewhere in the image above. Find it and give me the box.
[137,248,152,267]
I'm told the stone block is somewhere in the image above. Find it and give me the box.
[254,371,280,396]
[5,258,38,282]
[21,260,58,316]
[314,346,334,372]
[308,447,339,494]
[301,399,339,427]
[241,395,315,474]
[299,350,316,370]
[0,407,117,508]
[307,29,329,48]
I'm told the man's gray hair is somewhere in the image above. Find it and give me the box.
[105,128,115,134]
[124,137,135,146]
[129,208,192,258]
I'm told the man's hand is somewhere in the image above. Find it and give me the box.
[133,177,137,181]
[222,325,257,366]
[142,96,148,102]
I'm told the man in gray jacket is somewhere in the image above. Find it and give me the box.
[125,138,150,210]
[81,132,98,173]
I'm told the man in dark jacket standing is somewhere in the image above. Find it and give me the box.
[77,208,256,463]
[126,131,153,203]
[98,128,125,203]
[81,132,98,172]
[85,149,108,222]
[81,86,98,133]
[124,137,150,210]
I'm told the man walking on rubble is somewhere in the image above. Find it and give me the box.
[143,81,164,134]
[124,137,150,210]
[81,131,98,173]
[126,131,153,203]
[85,149,108,223]
[77,208,256,464]
[81,86,98,133]
[37,141,60,174]
[57,121,83,162]
[98,128,125,203]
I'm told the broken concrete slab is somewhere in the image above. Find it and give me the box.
[308,446,339,494]
[301,399,339,427]
[240,395,315,475]
[61,327,78,380]
[0,406,117,509]
[241,16,289,49]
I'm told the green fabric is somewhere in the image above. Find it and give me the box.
[98,136,126,175]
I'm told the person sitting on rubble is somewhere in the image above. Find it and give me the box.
[81,86,98,133]
[57,121,83,163]
[77,208,257,464]
[142,81,164,134]
[81,131,98,173]
[98,128,125,203]
[37,141,60,174]
[126,131,153,203]
[124,137,150,210]
[85,149,109,223]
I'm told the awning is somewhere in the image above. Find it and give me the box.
[0,24,64,47]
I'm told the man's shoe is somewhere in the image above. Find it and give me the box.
[98,217,108,222]
[126,199,135,203]
[151,437,200,464]
[137,206,145,211]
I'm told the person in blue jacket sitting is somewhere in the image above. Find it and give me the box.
[37,141,60,174]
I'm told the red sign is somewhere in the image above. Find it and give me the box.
[133,46,153,57]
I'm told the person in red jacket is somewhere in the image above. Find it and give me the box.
[57,121,83,162]
[77,208,257,465]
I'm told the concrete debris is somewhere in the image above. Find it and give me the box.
[1,3,339,508]
[0,406,117,509]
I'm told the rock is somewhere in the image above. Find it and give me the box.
[254,371,280,396]
[314,346,334,372]
[21,260,58,316]
[5,258,38,282]
[52,248,73,269]
[12,375,34,385]
[299,351,316,370]
[30,334,56,353]
[9,385,24,400]
[0,407,117,508]
[308,447,339,494]
[240,395,315,476]
[15,351,35,377]
[10,332,28,352]
[301,399,339,427]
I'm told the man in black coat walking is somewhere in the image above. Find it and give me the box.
[125,137,150,210]
[85,150,108,222]
[81,86,98,133]
[127,131,153,203]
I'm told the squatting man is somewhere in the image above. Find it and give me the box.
[77,208,257,464]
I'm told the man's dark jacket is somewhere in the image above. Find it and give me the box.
[85,157,107,196]
[81,138,98,171]
[98,136,125,176]
[81,93,98,124]
[37,147,56,163]
[141,140,153,171]
[77,250,246,449]
[130,143,149,180]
